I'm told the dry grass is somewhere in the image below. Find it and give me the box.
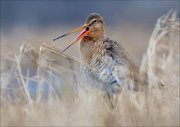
[1,10,179,126]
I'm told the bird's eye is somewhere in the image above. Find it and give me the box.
[94,20,97,23]
[86,27,89,31]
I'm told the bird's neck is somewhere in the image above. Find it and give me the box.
[80,36,104,65]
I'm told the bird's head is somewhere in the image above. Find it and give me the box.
[85,13,104,38]
[53,13,104,52]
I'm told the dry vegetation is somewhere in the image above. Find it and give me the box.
[1,10,179,126]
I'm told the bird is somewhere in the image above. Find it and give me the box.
[53,13,144,94]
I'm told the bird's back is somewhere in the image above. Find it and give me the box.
[80,37,143,93]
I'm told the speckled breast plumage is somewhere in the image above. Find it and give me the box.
[80,37,141,93]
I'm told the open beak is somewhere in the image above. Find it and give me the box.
[53,24,90,53]
[53,24,87,41]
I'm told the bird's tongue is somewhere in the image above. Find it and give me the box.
[61,28,89,53]
[53,25,89,53]
[74,29,89,41]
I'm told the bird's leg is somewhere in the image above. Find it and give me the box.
[104,92,118,110]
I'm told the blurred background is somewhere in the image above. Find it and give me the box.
[1,0,179,63]
[1,1,179,126]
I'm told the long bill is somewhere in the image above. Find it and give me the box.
[53,24,87,41]
[61,27,90,53]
